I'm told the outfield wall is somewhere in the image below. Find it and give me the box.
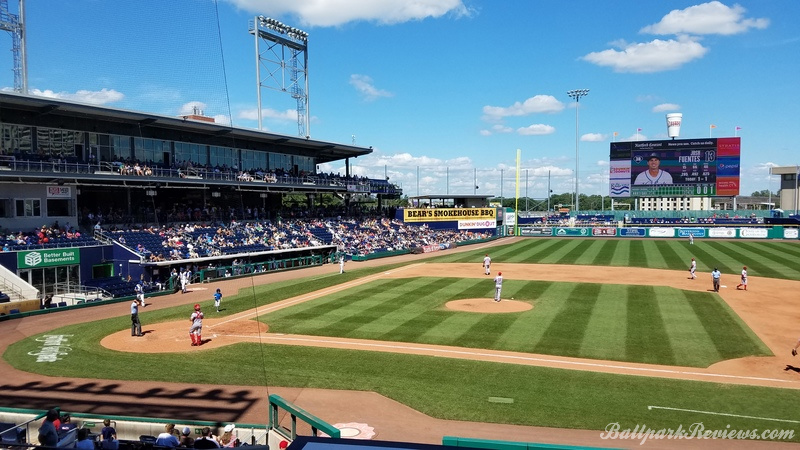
[517,225,798,240]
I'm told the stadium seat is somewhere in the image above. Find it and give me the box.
[0,422,26,445]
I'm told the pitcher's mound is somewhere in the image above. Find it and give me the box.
[445,298,532,313]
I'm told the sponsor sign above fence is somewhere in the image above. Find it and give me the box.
[619,228,646,237]
[519,227,553,236]
[403,208,496,223]
[708,228,736,238]
[17,248,80,268]
[739,228,768,239]
[677,228,706,238]
[554,227,591,237]
[647,228,675,238]
[458,219,496,230]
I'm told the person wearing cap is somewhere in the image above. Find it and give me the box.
[131,297,143,337]
[493,271,503,302]
[190,303,204,346]
[155,423,180,447]
[633,153,673,185]
[179,426,194,448]
[37,409,60,447]
[193,427,220,449]
[736,266,748,290]
[711,267,721,292]
[218,424,238,448]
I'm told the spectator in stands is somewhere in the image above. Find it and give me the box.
[193,427,220,449]
[37,409,60,447]
[218,424,237,448]
[100,419,116,442]
[101,433,119,450]
[179,426,194,448]
[57,413,77,437]
[155,423,181,447]
[75,428,95,450]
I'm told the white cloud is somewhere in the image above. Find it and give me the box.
[238,107,296,121]
[480,124,514,136]
[517,124,556,136]
[179,101,207,115]
[29,88,124,105]
[482,95,564,121]
[581,133,606,142]
[582,37,708,73]
[227,0,472,27]
[641,1,769,36]
[349,74,393,101]
[653,103,680,112]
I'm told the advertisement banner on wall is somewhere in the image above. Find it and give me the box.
[17,248,80,269]
[619,228,646,237]
[739,228,769,239]
[403,208,496,223]
[648,228,675,238]
[677,228,705,238]
[520,227,553,236]
[592,227,617,237]
[708,228,736,238]
[554,228,591,237]
[458,219,497,230]
[785,228,799,239]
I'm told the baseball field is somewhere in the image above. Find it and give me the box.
[3,237,800,446]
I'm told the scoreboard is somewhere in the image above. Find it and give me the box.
[609,137,740,198]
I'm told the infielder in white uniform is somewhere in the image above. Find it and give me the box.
[736,266,747,290]
[689,258,696,279]
[483,254,491,275]
[493,272,503,302]
[339,255,345,274]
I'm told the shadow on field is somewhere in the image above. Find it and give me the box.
[0,380,259,421]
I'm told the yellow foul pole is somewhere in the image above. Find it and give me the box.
[514,149,520,236]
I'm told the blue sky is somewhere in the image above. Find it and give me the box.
[1,0,797,200]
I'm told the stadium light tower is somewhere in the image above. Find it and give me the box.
[0,0,28,93]
[567,89,589,212]
[249,16,309,137]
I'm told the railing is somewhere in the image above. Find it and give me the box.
[0,157,402,194]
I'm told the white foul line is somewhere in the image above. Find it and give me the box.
[214,334,794,385]
[648,405,800,424]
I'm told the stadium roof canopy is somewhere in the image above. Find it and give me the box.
[0,91,372,164]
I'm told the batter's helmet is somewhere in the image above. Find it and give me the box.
[194,304,201,310]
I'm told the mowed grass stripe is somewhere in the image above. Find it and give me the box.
[556,239,599,265]
[641,240,667,268]
[590,239,618,266]
[704,240,782,278]
[625,285,676,365]
[656,240,691,270]
[572,239,611,265]
[682,242,732,273]
[533,283,601,357]
[657,289,721,367]
[608,239,632,266]
[321,278,467,338]
[759,241,800,259]
[494,281,569,351]
[726,241,800,279]
[628,240,648,267]
[684,290,772,359]
[536,239,584,264]
[579,284,627,361]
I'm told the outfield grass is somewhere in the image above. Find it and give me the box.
[433,238,800,281]
[4,239,799,441]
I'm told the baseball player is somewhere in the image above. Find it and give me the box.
[493,272,503,302]
[792,339,799,357]
[213,288,222,312]
[135,282,146,306]
[689,234,694,245]
[339,255,345,274]
[483,254,491,275]
[689,258,696,280]
[189,303,204,346]
[180,269,190,294]
[711,267,721,292]
[736,266,748,290]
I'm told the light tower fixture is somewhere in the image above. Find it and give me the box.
[567,89,589,212]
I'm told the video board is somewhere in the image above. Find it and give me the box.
[609,137,740,198]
